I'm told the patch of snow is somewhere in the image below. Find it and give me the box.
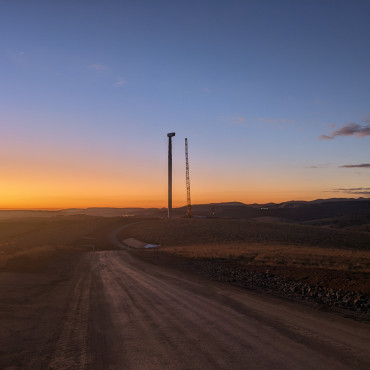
[144,244,160,249]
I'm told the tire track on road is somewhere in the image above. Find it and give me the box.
[48,256,92,370]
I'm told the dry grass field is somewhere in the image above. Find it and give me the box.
[119,218,370,294]
[159,243,370,273]
[121,219,370,273]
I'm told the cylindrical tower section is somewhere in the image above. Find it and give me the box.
[167,132,176,218]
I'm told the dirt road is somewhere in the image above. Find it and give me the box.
[46,246,370,369]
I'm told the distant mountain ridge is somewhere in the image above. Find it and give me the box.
[0,197,369,222]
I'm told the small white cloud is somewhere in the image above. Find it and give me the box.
[116,78,127,86]
[318,134,334,140]
[87,64,107,71]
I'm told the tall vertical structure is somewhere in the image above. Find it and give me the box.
[167,132,175,218]
[185,138,192,217]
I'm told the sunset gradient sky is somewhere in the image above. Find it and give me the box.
[1,0,370,209]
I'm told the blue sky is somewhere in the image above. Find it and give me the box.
[1,0,370,208]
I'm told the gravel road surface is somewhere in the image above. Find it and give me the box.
[46,234,370,369]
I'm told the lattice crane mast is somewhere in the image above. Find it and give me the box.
[185,138,192,217]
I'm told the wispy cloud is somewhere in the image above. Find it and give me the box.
[333,123,370,137]
[362,114,370,124]
[339,164,370,168]
[305,163,330,169]
[335,187,370,191]
[203,87,212,93]
[87,63,107,71]
[318,134,334,140]
[348,192,370,195]
[319,122,370,140]
[116,78,127,86]
[230,116,247,126]
[329,187,370,196]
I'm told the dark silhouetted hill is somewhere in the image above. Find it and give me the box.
[1,198,369,227]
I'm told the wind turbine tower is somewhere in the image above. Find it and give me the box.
[167,132,175,218]
[185,138,192,217]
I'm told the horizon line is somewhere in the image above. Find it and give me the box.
[0,196,368,212]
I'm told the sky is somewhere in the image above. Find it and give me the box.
[1,0,370,209]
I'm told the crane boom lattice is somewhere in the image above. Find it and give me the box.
[185,138,192,217]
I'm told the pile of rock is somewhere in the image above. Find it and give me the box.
[190,260,370,315]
